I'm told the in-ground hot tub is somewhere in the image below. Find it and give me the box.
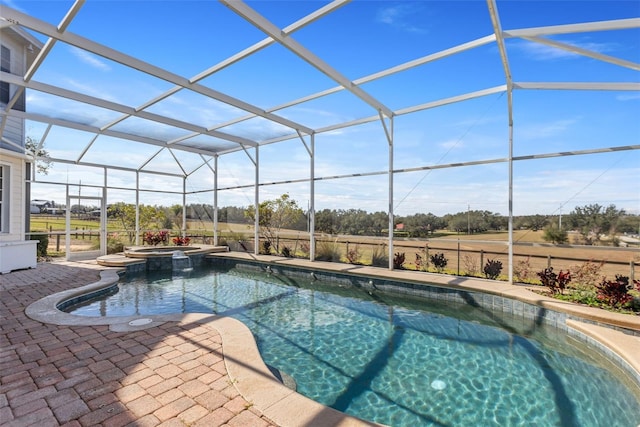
[97,244,229,271]
[123,245,225,258]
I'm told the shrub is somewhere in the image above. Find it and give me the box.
[570,259,605,289]
[143,230,169,246]
[483,259,503,280]
[430,252,447,272]
[172,236,191,246]
[281,246,292,257]
[542,225,568,244]
[513,257,532,282]
[537,267,571,295]
[316,240,341,262]
[30,232,48,258]
[298,242,310,258]
[260,240,272,255]
[106,236,124,254]
[393,252,405,269]
[346,245,360,264]
[371,244,388,267]
[414,253,426,271]
[461,254,478,276]
[595,275,637,308]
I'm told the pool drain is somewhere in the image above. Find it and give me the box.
[128,318,153,326]
[431,380,446,390]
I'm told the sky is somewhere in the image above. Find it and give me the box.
[2,0,639,218]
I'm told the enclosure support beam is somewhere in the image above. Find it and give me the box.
[65,185,70,260]
[182,177,187,239]
[378,112,394,270]
[310,134,316,261]
[102,168,107,255]
[254,146,260,256]
[488,0,514,283]
[135,172,140,246]
[296,130,316,261]
[213,155,219,246]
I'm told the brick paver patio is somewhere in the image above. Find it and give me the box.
[0,261,277,427]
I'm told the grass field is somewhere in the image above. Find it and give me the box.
[31,216,638,281]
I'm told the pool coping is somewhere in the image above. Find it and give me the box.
[24,253,640,426]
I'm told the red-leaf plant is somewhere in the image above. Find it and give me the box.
[595,275,635,308]
[172,236,191,246]
[537,267,571,295]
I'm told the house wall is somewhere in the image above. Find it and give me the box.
[0,27,39,271]
[0,149,27,241]
[1,28,27,152]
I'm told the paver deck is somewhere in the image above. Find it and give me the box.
[0,260,278,427]
[2,256,639,426]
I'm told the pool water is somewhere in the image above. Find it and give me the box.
[65,267,640,427]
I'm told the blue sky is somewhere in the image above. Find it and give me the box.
[3,0,639,217]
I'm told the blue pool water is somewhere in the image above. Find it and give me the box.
[65,266,640,427]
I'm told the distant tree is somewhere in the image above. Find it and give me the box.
[245,194,304,252]
[26,136,53,175]
[108,202,167,243]
[566,204,625,245]
[617,214,640,234]
[369,211,389,236]
[400,213,445,237]
[315,209,338,234]
[447,214,469,233]
[445,210,503,234]
[168,204,183,230]
[515,214,549,231]
[340,209,372,235]
[542,224,569,244]
[216,206,250,224]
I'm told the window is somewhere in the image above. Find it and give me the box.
[0,45,9,105]
[0,44,25,111]
[0,165,9,233]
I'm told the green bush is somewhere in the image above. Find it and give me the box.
[260,240,272,255]
[106,238,124,254]
[315,240,341,262]
[30,232,48,257]
[371,244,388,267]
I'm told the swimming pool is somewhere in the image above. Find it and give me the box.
[64,265,640,427]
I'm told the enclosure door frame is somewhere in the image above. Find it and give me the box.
[65,192,106,261]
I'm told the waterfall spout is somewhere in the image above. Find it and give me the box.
[172,250,193,273]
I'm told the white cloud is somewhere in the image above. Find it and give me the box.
[376,4,428,34]
[63,78,118,104]
[514,38,615,61]
[616,93,640,102]
[517,118,579,140]
[69,46,111,71]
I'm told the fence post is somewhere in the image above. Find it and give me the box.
[631,261,635,283]
[480,250,484,271]
[425,244,429,268]
[56,234,60,252]
[457,239,460,275]
[547,255,552,268]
